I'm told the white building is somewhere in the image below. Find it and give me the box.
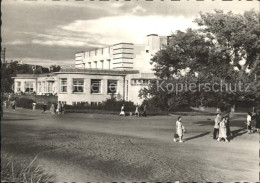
[13,34,170,105]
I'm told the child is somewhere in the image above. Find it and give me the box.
[217,117,229,142]
[173,116,185,143]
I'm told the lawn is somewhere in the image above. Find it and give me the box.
[1,108,259,182]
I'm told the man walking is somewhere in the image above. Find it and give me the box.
[213,113,220,139]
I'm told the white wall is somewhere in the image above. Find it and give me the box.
[56,73,124,105]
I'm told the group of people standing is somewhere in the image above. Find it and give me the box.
[49,101,66,115]
[3,100,16,110]
[119,104,147,117]
[33,101,66,115]
[173,110,259,144]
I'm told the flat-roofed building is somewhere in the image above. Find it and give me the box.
[75,34,168,73]
[13,34,169,105]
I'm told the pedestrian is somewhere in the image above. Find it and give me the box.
[246,112,252,134]
[217,117,229,142]
[142,104,147,117]
[12,100,16,110]
[226,116,231,137]
[135,104,139,117]
[50,103,55,114]
[42,103,47,114]
[213,113,221,139]
[32,102,36,111]
[61,102,65,114]
[119,104,125,116]
[255,111,260,133]
[6,100,10,108]
[57,101,61,115]
[173,116,185,143]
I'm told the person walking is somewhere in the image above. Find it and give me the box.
[142,104,147,117]
[119,104,125,116]
[12,100,16,110]
[226,116,232,137]
[135,104,139,117]
[32,102,36,111]
[255,111,260,133]
[173,116,185,143]
[217,117,229,142]
[213,113,221,139]
[57,101,61,115]
[50,103,55,114]
[246,112,252,134]
[61,102,65,114]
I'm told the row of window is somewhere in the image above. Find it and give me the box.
[131,79,151,85]
[16,81,54,93]
[38,82,54,93]
[60,78,118,94]
[16,82,34,93]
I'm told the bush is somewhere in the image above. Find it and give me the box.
[1,153,55,182]
[15,98,35,109]
[65,98,136,113]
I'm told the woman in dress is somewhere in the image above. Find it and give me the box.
[56,102,61,115]
[174,116,185,143]
[119,104,125,116]
[50,103,55,114]
[135,104,139,117]
[246,112,252,134]
[217,117,229,142]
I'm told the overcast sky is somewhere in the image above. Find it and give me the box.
[1,0,259,67]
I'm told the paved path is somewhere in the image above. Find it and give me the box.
[1,108,259,182]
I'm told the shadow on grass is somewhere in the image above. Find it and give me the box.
[2,118,35,121]
[229,128,247,141]
[193,120,246,128]
[184,132,210,142]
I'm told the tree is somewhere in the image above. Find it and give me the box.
[140,10,260,111]
[1,62,56,93]
[50,65,61,72]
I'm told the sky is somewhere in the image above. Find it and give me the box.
[1,0,259,67]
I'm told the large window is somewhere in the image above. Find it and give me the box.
[38,82,42,93]
[60,78,67,93]
[47,82,53,93]
[73,79,84,93]
[91,79,101,94]
[107,80,118,94]
[24,82,34,93]
[42,81,45,93]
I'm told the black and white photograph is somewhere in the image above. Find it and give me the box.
[1,0,259,182]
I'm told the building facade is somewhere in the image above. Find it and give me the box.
[75,34,168,72]
[13,34,169,105]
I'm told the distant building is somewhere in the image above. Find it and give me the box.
[13,34,170,105]
[75,34,168,72]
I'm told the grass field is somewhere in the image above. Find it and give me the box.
[1,108,259,182]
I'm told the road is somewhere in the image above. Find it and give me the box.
[1,108,259,182]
